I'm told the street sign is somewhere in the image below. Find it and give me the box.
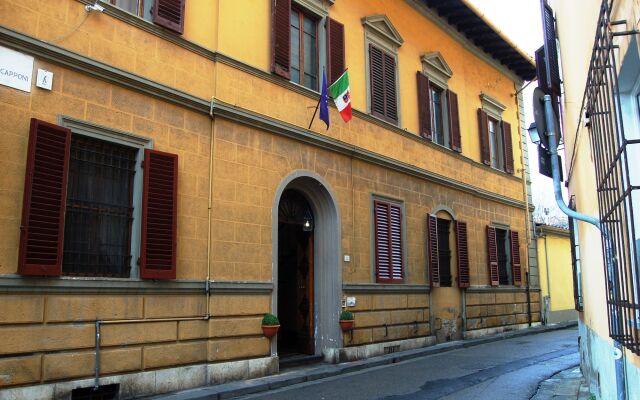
[538,145,563,181]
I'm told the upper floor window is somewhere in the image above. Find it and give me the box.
[110,0,186,34]
[362,15,403,125]
[486,225,521,286]
[477,93,514,174]
[290,9,318,90]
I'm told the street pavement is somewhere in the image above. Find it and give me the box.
[236,327,579,400]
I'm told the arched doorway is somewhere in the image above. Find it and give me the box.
[272,171,341,360]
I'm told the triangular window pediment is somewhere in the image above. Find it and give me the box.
[421,51,453,87]
[361,15,404,48]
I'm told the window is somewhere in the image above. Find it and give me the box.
[428,214,470,288]
[110,0,186,34]
[362,15,403,125]
[477,93,514,173]
[373,200,404,283]
[17,118,178,279]
[290,9,318,90]
[431,87,446,146]
[486,225,521,286]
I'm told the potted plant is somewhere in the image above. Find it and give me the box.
[339,310,354,332]
[261,313,280,338]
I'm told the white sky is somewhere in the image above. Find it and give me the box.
[466,0,568,222]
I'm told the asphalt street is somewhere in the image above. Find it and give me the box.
[236,327,579,400]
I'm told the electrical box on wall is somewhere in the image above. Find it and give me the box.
[346,297,356,307]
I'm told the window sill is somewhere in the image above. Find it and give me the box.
[343,283,430,293]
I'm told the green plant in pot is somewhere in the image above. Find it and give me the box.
[339,310,354,332]
[261,313,280,338]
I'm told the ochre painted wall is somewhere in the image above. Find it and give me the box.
[537,229,574,313]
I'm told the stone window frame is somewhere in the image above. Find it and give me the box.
[422,52,454,148]
[362,14,404,125]
[59,116,153,279]
[480,92,507,170]
[489,222,513,286]
[369,194,408,284]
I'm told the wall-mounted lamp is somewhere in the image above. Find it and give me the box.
[302,212,313,232]
[527,122,541,145]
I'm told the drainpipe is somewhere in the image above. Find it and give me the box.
[526,271,531,327]
[539,230,552,324]
[543,94,626,400]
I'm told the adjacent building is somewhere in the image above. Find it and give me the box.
[0,0,539,398]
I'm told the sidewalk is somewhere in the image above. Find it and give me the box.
[531,365,592,400]
[148,321,578,400]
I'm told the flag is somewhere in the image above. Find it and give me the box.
[319,69,330,129]
[328,70,352,122]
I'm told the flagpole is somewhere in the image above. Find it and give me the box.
[308,97,321,130]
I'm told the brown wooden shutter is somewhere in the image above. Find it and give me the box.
[486,226,499,286]
[448,90,461,152]
[477,109,491,165]
[271,0,291,79]
[369,45,386,120]
[502,121,514,174]
[326,18,345,85]
[152,0,186,34]
[417,72,432,140]
[427,214,440,287]
[374,201,403,283]
[18,119,71,276]
[141,149,178,279]
[509,230,522,286]
[455,221,470,288]
[383,51,398,123]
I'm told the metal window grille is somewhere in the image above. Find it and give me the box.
[62,135,137,277]
[583,0,640,355]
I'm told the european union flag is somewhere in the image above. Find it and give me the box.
[319,68,330,130]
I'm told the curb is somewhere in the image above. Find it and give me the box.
[149,321,578,400]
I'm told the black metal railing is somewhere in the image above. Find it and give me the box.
[584,0,640,355]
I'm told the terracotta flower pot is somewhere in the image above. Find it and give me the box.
[339,319,354,332]
[262,324,280,338]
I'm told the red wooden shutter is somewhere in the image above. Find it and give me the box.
[271,0,291,79]
[152,0,186,34]
[326,18,345,85]
[486,226,499,286]
[369,45,386,120]
[374,201,403,283]
[18,119,71,276]
[417,72,432,140]
[510,230,522,286]
[383,51,398,123]
[477,109,491,165]
[141,149,178,279]
[502,121,514,174]
[448,90,461,152]
[427,214,439,287]
[455,221,470,288]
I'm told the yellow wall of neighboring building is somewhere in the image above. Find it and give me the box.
[536,228,574,313]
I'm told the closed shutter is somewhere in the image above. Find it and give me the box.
[417,72,432,140]
[141,149,178,279]
[486,226,499,286]
[271,0,291,79]
[477,109,491,165]
[383,51,398,123]
[326,18,345,85]
[152,0,186,34]
[18,119,71,276]
[509,230,522,286]
[448,90,461,152]
[427,214,439,287]
[369,45,398,123]
[502,121,514,174]
[455,221,470,288]
[374,201,403,283]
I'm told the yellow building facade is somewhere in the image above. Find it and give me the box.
[0,0,539,398]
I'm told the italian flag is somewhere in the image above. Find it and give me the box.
[328,70,352,122]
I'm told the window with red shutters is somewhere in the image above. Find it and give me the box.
[141,149,178,279]
[455,221,470,288]
[369,44,398,124]
[152,0,186,34]
[448,91,461,152]
[478,109,491,166]
[271,0,292,79]
[18,119,71,276]
[502,121,514,174]
[374,200,403,283]
[417,72,433,140]
[509,230,522,286]
[427,214,439,287]
[486,226,499,286]
[326,17,345,85]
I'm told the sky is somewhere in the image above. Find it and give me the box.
[466,0,568,224]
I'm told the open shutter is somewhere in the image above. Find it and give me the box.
[383,51,398,123]
[502,121,514,174]
[326,18,345,85]
[19,119,71,276]
[477,109,491,165]
[152,0,186,34]
[455,221,470,288]
[486,226,499,286]
[448,90,461,152]
[509,230,522,286]
[141,149,178,279]
[271,0,291,79]
[369,45,386,120]
[427,214,439,287]
[389,204,403,282]
[417,72,432,140]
